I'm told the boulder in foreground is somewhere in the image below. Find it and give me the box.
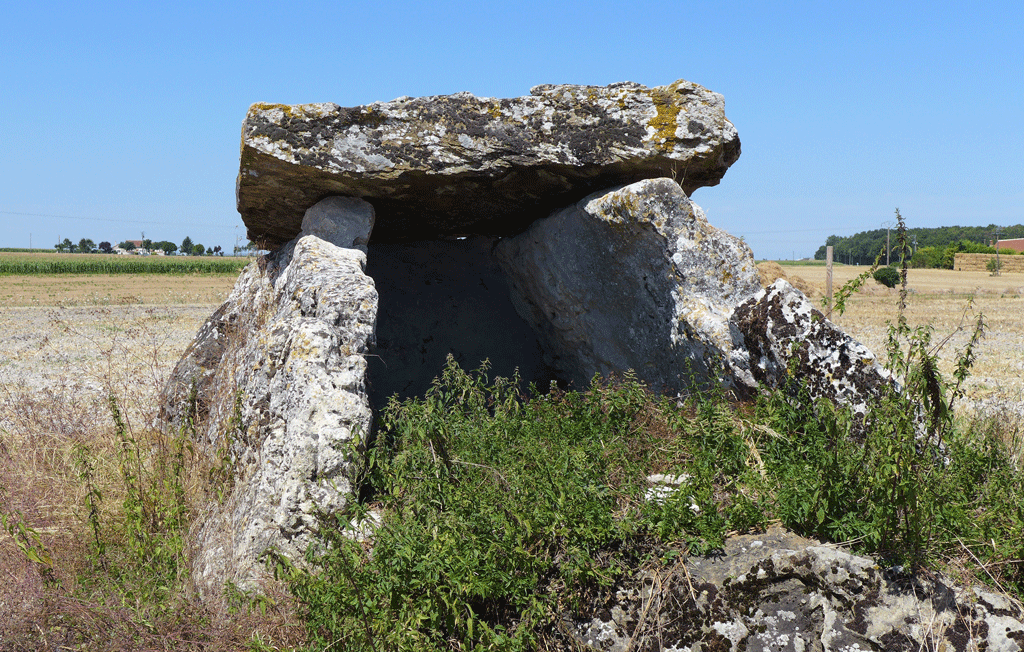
[574,526,1024,651]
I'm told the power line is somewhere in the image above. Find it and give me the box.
[739,226,869,235]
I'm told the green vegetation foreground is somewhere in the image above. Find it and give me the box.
[2,214,1022,650]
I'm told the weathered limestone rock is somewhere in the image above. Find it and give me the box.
[495,177,761,393]
[731,279,893,414]
[171,77,918,601]
[574,527,1024,652]
[299,195,375,252]
[237,79,740,246]
[161,233,377,597]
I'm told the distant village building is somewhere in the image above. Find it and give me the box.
[113,240,148,255]
[992,238,1024,254]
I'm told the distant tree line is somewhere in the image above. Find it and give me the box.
[814,224,1024,268]
[53,236,224,256]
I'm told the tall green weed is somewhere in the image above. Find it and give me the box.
[281,210,1023,650]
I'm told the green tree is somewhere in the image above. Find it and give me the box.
[180,236,194,256]
[54,241,66,253]
[156,241,177,255]
[79,238,96,253]
[142,238,153,251]
[62,238,76,253]
[118,241,136,251]
[192,243,205,256]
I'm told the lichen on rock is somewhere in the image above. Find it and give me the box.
[571,527,1024,652]
[495,177,761,394]
[237,79,740,247]
[730,279,894,414]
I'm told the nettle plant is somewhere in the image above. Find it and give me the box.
[276,210,1023,652]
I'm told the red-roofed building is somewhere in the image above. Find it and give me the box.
[994,238,1024,253]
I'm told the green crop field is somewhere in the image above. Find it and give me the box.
[0,252,250,275]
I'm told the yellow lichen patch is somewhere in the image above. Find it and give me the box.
[251,103,336,121]
[646,81,688,145]
[593,193,642,224]
[252,102,292,115]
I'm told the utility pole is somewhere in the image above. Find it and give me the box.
[826,246,834,320]
[994,226,1003,276]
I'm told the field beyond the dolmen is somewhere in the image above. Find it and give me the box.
[1,257,1022,648]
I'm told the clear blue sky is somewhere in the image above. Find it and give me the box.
[2,0,1021,260]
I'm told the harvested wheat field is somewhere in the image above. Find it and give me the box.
[0,272,236,429]
[1,272,238,306]
[776,263,1024,418]
[2,264,1021,426]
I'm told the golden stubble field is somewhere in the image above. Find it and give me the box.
[1,272,238,307]
[776,264,1024,412]
[0,272,237,408]
[2,263,1021,417]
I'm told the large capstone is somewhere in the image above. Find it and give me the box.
[238,79,740,247]
[495,177,761,393]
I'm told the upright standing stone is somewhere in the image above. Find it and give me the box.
[495,178,761,393]
[162,210,377,596]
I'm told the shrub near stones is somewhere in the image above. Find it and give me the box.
[873,264,900,288]
[280,350,1024,651]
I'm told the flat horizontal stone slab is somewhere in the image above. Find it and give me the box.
[237,79,740,247]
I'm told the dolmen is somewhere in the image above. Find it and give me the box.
[161,79,892,597]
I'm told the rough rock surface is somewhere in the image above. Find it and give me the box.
[731,279,893,414]
[298,195,375,252]
[161,234,377,597]
[237,79,740,246]
[574,527,1024,651]
[495,177,761,393]
[364,237,555,406]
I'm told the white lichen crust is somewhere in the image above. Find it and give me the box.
[237,80,741,246]
[162,235,377,598]
[731,280,894,414]
[572,527,1024,651]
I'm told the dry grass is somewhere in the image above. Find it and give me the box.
[778,263,1024,422]
[778,264,1024,298]
[1,273,237,307]
[0,273,305,650]
[2,264,1021,649]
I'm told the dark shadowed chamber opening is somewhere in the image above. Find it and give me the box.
[364,237,562,415]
